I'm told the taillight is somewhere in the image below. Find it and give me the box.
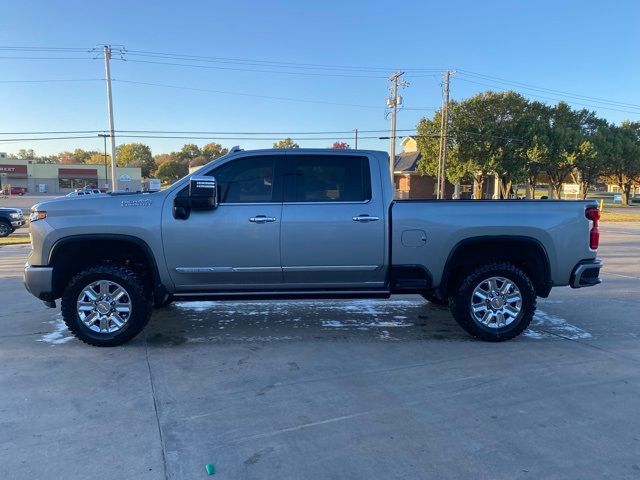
[585,207,600,250]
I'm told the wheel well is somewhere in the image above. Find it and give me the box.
[442,237,551,298]
[50,236,161,300]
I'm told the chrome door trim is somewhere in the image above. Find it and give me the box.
[282,265,380,272]
[176,266,282,274]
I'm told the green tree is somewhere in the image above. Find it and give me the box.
[450,93,523,198]
[273,138,299,149]
[180,144,201,165]
[116,143,155,177]
[16,149,35,159]
[201,142,228,161]
[85,152,111,165]
[72,148,93,164]
[416,111,468,196]
[155,160,188,184]
[606,122,640,205]
[573,139,602,199]
[154,152,180,168]
[538,103,598,199]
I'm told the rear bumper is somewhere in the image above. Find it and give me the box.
[23,264,54,301]
[570,259,603,288]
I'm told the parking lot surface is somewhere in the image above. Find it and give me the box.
[1,223,639,479]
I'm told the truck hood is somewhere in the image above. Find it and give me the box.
[33,191,161,210]
[31,191,167,219]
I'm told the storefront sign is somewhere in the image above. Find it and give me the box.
[0,164,28,176]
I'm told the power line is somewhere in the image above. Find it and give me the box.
[125,49,443,73]
[113,79,386,108]
[0,56,93,60]
[455,76,640,114]
[0,78,103,84]
[0,46,91,51]
[0,135,100,142]
[457,69,640,109]
[121,58,391,78]
[0,128,421,135]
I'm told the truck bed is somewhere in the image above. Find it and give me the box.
[391,199,597,288]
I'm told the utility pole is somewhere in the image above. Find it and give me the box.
[354,129,358,149]
[98,133,109,189]
[103,45,118,192]
[436,70,454,199]
[387,71,407,182]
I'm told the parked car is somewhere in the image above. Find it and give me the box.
[0,207,26,237]
[10,186,27,196]
[25,148,602,346]
[65,188,104,197]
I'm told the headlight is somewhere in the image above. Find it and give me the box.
[29,210,47,222]
[10,212,20,219]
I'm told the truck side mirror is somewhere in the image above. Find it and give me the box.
[189,175,218,210]
[173,175,218,220]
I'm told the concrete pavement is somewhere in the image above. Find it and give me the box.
[1,223,639,479]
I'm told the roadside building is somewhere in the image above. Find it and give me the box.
[0,155,142,194]
[393,137,455,199]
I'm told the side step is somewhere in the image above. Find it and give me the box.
[390,265,432,293]
[173,289,391,302]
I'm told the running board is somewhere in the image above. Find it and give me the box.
[172,289,391,302]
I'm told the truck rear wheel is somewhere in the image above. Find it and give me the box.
[449,262,536,342]
[60,265,153,347]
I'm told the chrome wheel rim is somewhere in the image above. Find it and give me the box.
[470,276,522,329]
[0,223,9,236]
[77,280,132,333]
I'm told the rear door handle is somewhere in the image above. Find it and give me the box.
[249,215,277,223]
[352,215,380,222]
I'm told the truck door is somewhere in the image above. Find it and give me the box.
[280,153,386,288]
[161,155,284,290]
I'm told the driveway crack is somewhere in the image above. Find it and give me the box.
[145,337,169,480]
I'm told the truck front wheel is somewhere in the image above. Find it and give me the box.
[61,265,153,347]
[449,262,536,342]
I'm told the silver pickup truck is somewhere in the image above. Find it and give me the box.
[24,148,602,346]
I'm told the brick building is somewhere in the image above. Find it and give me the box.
[393,137,454,199]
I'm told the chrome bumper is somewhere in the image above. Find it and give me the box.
[23,264,54,301]
[570,259,603,288]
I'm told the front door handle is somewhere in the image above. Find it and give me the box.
[352,215,380,222]
[249,215,277,223]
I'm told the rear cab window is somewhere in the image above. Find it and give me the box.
[284,155,371,203]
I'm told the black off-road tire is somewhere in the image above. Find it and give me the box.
[61,265,153,347]
[421,291,448,306]
[0,221,11,238]
[449,262,536,342]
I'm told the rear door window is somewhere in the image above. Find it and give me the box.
[284,155,371,203]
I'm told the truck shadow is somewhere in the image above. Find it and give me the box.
[145,298,472,346]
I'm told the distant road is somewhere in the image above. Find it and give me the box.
[0,194,57,211]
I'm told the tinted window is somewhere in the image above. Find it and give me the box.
[286,155,371,202]
[208,156,276,203]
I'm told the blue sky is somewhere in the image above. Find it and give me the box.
[0,0,638,156]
